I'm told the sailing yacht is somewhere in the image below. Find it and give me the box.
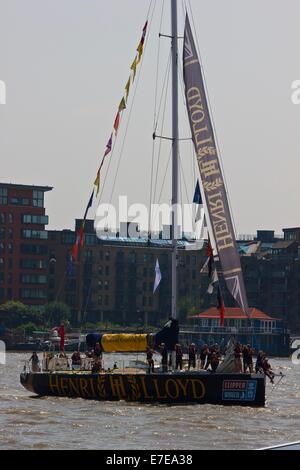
[20,0,265,405]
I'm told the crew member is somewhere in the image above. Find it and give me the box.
[200,344,209,369]
[234,341,243,373]
[255,351,264,373]
[175,344,183,370]
[242,344,254,373]
[262,356,275,384]
[188,343,197,370]
[146,347,155,373]
[29,351,40,373]
[71,351,81,369]
[160,343,168,373]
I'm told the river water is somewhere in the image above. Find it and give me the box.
[0,352,299,450]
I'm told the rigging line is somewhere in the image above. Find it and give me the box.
[151,147,172,227]
[107,0,157,208]
[82,279,93,324]
[154,51,171,133]
[149,1,167,234]
[152,52,171,208]
[55,271,67,302]
[186,0,238,238]
[98,0,156,205]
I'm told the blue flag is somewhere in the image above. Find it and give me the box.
[193,180,202,204]
[153,259,162,293]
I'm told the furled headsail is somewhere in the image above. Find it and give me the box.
[86,318,179,353]
[183,14,249,314]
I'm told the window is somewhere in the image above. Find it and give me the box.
[104,281,109,290]
[8,213,13,224]
[98,280,103,290]
[22,229,48,239]
[105,251,110,261]
[8,243,13,254]
[105,295,109,305]
[21,274,47,284]
[8,273,12,284]
[0,188,8,205]
[105,266,110,276]
[20,259,45,269]
[8,259,12,269]
[0,213,5,224]
[21,244,48,254]
[61,231,75,244]
[0,258,4,267]
[0,272,4,284]
[8,229,13,239]
[98,266,103,275]
[33,190,44,208]
[22,214,48,225]
[0,243,4,254]
[0,228,4,239]
[98,295,103,305]
[10,197,30,205]
[20,288,47,299]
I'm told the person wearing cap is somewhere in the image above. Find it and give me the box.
[188,343,197,370]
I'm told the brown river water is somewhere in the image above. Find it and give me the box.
[0,352,299,450]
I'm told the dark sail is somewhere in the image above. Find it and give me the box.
[183,14,249,314]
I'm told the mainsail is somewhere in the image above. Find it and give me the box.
[183,14,249,314]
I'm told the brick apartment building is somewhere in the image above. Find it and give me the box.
[0,183,52,305]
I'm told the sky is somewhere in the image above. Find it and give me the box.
[0,0,300,236]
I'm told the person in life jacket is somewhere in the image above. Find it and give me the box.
[188,343,197,370]
[146,347,155,373]
[175,344,183,370]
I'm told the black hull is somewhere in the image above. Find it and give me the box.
[20,371,265,406]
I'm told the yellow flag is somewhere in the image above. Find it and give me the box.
[125,77,131,102]
[131,56,137,81]
[94,170,100,196]
[136,42,143,64]
[118,97,126,112]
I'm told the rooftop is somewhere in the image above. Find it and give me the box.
[190,307,278,321]
[0,182,53,192]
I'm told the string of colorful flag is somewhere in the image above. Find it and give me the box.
[71,21,148,263]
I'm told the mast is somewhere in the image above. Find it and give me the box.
[171,0,179,321]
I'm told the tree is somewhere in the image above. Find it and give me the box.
[0,301,43,329]
[42,302,71,327]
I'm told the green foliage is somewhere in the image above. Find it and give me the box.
[42,302,71,327]
[178,296,202,323]
[0,301,43,329]
[18,322,39,335]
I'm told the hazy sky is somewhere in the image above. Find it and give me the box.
[1,0,300,236]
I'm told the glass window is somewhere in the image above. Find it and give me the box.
[0,243,4,254]
[22,229,48,239]
[105,266,109,276]
[104,280,109,290]
[105,251,110,261]
[8,213,13,224]
[0,258,4,267]
[0,188,8,205]
[8,228,13,239]
[0,213,5,224]
[98,295,103,305]
[98,280,103,290]
[8,243,13,254]
[105,295,109,305]
[33,190,44,208]
[0,228,4,239]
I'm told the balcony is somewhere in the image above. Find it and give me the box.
[180,325,285,335]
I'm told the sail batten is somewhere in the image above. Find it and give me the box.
[183,14,249,315]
